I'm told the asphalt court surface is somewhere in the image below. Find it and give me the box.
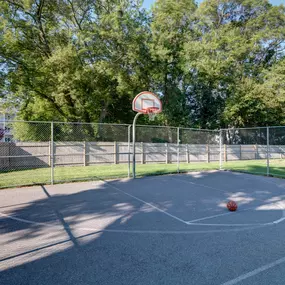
[1,170,285,284]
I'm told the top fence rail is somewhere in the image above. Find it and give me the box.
[1,120,285,143]
[0,120,222,143]
[0,120,130,126]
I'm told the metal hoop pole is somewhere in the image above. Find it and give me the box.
[219,130,222,170]
[267,127,270,176]
[127,125,131,178]
[177,127,180,173]
[132,112,142,179]
[51,121,54,185]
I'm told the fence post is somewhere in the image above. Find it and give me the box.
[165,143,168,164]
[141,142,144,164]
[187,144,190,163]
[8,141,11,168]
[224,144,227,162]
[219,130,222,170]
[114,141,117,164]
[206,144,210,163]
[255,144,258,160]
[83,141,87,166]
[50,122,54,185]
[49,141,51,166]
[177,128,180,173]
[128,125,131,178]
[267,127,270,176]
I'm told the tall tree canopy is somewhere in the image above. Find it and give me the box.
[0,0,285,128]
[0,0,152,123]
[184,0,285,128]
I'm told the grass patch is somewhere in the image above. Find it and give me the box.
[224,159,285,177]
[1,160,285,189]
[0,162,219,188]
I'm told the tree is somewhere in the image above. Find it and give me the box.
[184,0,285,128]
[224,57,285,126]
[1,0,285,131]
[0,0,152,123]
[150,0,197,127]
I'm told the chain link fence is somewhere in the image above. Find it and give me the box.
[220,127,285,177]
[1,121,285,188]
[52,122,131,183]
[180,128,220,162]
[0,121,52,187]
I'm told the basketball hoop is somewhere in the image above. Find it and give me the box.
[146,107,159,121]
[131,91,162,178]
[132,91,162,114]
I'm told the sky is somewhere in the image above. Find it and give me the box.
[143,0,284,9]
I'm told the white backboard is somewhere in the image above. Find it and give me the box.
[132,91,162,114]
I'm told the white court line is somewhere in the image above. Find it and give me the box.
[171,175,285,226]
[0,208,270,229]
[170,176,228,193]
[3,177,284,232]
[0,212,62,227]
[186,207,255,223]
[273,216,285,224]
[221,255,285,285]
[187,201,285,227]
[187,212,235,223]
[106,180,285,227]
[103,181,188,225]
[187,221,260,227]
[79,225,261,234]
[273,200,285,225]
[0,211,266,234]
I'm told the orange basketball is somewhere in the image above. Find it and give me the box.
[227,201,238,211]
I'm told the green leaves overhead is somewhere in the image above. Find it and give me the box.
[0,0,152,123]
[0,0,285,128]
[183,0,285,128]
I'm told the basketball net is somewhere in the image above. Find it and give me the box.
[146,107,158,121]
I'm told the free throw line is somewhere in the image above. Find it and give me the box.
[186,207,255,223]
[0,211,265,234]
[187,212,235,223]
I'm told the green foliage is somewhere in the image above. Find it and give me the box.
[223,76,285,127]
[184,0,285,128]
[0,0,152,124]
[12,122,51,142]
[1,0,285,134]
[150,0,197,127]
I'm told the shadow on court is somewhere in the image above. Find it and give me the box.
[1,172,285,285]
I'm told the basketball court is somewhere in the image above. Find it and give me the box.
[1,170,285,284]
